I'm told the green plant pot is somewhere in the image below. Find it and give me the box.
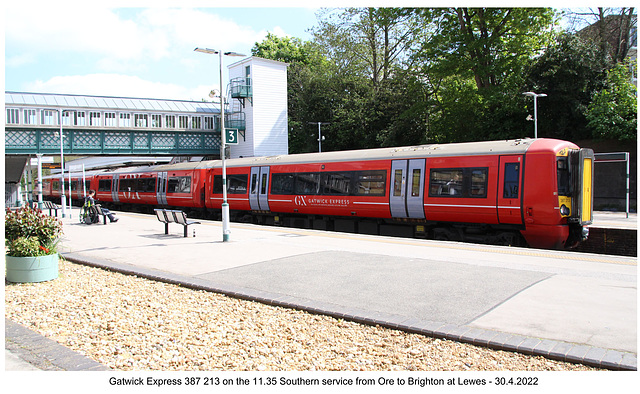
[5,254,59,283]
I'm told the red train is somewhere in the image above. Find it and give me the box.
[42,138,594,249]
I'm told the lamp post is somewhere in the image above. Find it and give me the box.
[194,47,245,242]
[57,109,71,218]
[308,122,329,152]
[523,92,547,139]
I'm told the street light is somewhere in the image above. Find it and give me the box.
[308,122,329,153]
[194,47,245,242]
[522,91,547,139]
[56,109,72,218]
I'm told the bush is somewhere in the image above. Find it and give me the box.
[5,208,63,257]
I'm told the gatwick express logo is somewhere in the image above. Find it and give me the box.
[294,195,349,207]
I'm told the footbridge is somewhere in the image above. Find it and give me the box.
[5,91,231,157]
[5,91,233,207]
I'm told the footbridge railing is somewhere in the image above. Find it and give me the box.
[5,128,222,155]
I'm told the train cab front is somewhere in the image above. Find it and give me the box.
[556,147,595,248]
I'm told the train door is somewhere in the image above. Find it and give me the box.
[111,175,120,203]
[249,166,270,211]
[497,156,523,224]
[157,171,168,205]
[389,159,426,219]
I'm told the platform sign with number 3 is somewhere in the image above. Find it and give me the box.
[224,129,239,145]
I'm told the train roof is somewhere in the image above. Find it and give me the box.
[46,139,577,177]
[220,138,568,168]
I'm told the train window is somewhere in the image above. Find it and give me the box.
[119,177,156,193]
[271,174,294,194]
[503,163,520,199]
[321,172,353,195]
[98,179,111,192]
[356,171,386,196]
[271,170,386,196]
[119,178,133,192]
[411,169,422,196]
[251,174,258,194]
[429,168,487,198]
[393,170,403,196]
[470,169,487,197]
[294,173,321,195]
[140,178,156,193]
[167,176,191,193]
[213,174,248,194]
[430,169,463,197]
[557,157,571,196]
[260,174,268,194]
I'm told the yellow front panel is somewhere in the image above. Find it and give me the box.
[582,158,593,223]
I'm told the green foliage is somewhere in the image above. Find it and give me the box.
[5,208,63,257]
[251,32,317,65]
[253,7,633,151]
[7,237,44,257]
[525,33,609,140]
[586,61,637,141]
[417,8,558,90]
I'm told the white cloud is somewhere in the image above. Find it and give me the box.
[6,6,266,73]
[23,73,212,101]
[5,5,148,61]
[5,53,37,68]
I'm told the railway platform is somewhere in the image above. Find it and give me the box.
[574,211,637,256]
[6,210,637,371]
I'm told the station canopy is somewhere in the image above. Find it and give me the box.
[5,91,219,114]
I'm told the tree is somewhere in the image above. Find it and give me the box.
[312,8,423,87]
[408,8,559,142]
[525,33,609,140]
[585,61,637,141]
[566,7,636,64]
[251,32,316,65]
[415,8,558,90]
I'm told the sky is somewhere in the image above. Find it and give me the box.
[3,1,604,103]
[3,1,322,102]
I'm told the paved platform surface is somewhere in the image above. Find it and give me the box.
[590,211,637,230]
[6,210,637,371]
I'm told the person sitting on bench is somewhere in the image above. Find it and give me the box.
[84,190,118,223]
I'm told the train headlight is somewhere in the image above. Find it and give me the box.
[560,204,570,216]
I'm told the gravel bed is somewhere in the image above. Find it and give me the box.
[5,259,599,371]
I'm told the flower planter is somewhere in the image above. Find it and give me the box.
[5,254,59,283]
